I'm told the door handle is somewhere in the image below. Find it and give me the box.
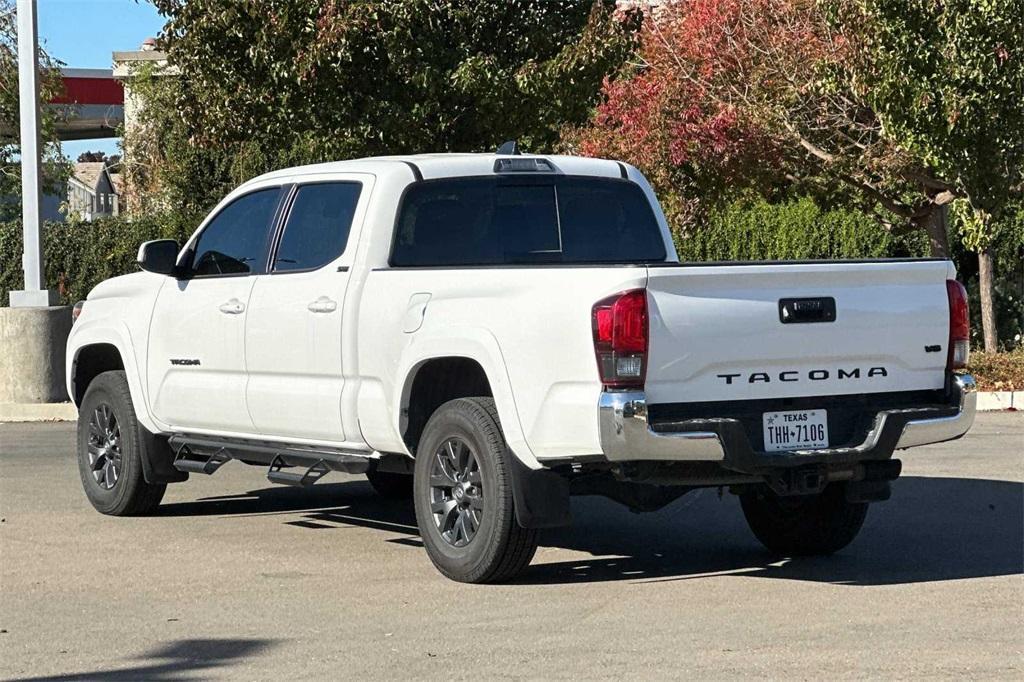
[307,296,338,314]
[218,298,245,315]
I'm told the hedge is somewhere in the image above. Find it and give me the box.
[677,196,930,261]
[0,214,199,306]
[1,197,931,306]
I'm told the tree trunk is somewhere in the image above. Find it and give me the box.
[922,204,950,258]
[978,247,998,352]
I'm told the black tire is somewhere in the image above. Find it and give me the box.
[77,370,166,516]
[413,397,538,583]
[366,469,413,500]
[740,483,868,556]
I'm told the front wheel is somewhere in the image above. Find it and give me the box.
[413,398,538,583]
[77,371,166,516]
[740,483,868,556]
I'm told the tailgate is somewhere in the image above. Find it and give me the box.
[645,260,954,404]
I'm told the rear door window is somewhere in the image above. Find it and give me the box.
[391,176,666,267]
[273,182,362,272]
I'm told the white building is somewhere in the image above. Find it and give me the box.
[67,162,119,221]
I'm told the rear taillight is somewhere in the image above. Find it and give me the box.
[946,279,970,369]
[592,289,648,389]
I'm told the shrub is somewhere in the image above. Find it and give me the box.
[0,214,200,306]
[676,196,930,261]
[967,349,1024,392]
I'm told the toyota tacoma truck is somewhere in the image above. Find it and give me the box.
[67,151,976,583]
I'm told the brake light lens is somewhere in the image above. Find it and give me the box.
[946,279,970,369]
[592,289,648,388]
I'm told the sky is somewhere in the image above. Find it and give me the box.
[37,0,166,161]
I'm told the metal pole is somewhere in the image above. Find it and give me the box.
[10,0,55,307]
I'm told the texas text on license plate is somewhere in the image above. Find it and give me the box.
[762,409,829,452]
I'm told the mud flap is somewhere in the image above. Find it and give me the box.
[508,454,571,529]
[139,425,189,484]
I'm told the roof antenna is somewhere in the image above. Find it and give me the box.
[496,140,520,155]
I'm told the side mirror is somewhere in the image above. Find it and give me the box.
[137,239,180,276]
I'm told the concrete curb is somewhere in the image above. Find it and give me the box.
[975,391,1021,411]
[0,402,79,422]
[2,392,1021,423]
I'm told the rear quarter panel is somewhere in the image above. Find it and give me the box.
[356,267,648,462]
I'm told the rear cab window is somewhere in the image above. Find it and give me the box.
[390,176,666,267]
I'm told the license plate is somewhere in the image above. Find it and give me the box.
[762,409,829,452]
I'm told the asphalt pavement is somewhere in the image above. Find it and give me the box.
[1,413,1021,680]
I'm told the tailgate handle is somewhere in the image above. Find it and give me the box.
[779,297,836,324]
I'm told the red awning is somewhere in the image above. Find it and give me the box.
[51,69,124,106]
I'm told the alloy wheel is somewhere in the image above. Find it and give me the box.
[428,437,484,547]
[87,404,122,490]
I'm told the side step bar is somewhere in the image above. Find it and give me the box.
[172,444,230,475]
[168,434,372,485]
[267,455,330,487]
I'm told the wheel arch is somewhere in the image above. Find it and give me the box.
[400,356,493,455]
[392,332,539,469]
[71,343,123,406]
[67,323,161,435]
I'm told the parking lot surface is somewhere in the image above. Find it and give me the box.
[1,413,1022,680]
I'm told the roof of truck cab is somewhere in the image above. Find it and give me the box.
[248,153,627,185]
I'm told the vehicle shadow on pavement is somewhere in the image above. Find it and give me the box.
[156,475,1023,587]
[157,480,422,540]
[531,475,1024,586]
[6,638,276,681]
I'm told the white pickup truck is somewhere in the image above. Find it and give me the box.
[67,151,976,583]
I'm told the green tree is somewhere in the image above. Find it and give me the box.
[134,0,639,214]
[0,0,68,220]
[833,0,1024,350]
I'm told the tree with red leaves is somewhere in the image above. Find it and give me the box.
[569,0,971,255]
[572,0,1023,349]
[570,0,789,232]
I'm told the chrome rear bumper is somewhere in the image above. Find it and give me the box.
[598,374,976,465]
[598,393,725,461]
[895,375,977,448]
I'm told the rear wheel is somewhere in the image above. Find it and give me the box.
[740,483,868,556]
[77,371,166,516]
[413,398,538,583]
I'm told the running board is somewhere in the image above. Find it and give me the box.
[172,444,230,475]
[267,455,330,487]
[167,434,372,480]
